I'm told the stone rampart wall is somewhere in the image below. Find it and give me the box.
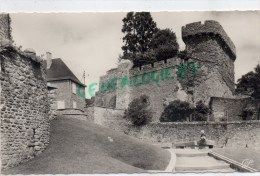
[102,119,260,148]
[0,47,50,169]
[95,20,237,122]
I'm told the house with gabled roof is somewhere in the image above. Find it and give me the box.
[43,52,86,113]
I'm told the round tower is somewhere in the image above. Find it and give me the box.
[182,20,236,104]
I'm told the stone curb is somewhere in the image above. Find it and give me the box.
[209,151,258,172]
[147,148,176,173]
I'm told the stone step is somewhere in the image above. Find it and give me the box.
[178,168,236,173]
[174,149,209,157]
[176,156,231,172]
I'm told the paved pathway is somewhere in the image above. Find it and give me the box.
[174,149,235,173]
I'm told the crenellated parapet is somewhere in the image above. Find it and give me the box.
[129,57,182,76]
[182,20,236,60]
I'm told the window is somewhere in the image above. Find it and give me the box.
[72,82,77,94]
[57,101,65,109]
[73,101,77,108]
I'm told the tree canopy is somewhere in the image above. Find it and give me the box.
[160,100,193,122]
[149,28,179,61]
[122,12,158,55]
[121,12,179,67]
[236,64,260,99]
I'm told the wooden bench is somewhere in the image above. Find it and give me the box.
[174,140,215,149]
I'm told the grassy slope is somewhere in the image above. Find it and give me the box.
[4,117,170,174]
[213,148,260,171]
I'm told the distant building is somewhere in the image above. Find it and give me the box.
[44,52,86,112]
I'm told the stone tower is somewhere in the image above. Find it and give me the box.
[182,20,236,104]
[0,14,12,40]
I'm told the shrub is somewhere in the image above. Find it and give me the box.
[193,101,210,121]
[160,100,193,122]
[124,95,152,126]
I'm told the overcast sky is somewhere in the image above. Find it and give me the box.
[10,11,260,97]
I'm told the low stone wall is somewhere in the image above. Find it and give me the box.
[47,87,57,120]
[85,106,124,125]
[1,46,50,169]
[56,108,88,121]
[100,119,260,148]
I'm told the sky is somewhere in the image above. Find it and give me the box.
[10,11,260,98]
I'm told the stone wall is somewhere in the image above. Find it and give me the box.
[48,80,85,111]
[70,82,86,111]
[85,106,124,125]
[56,108,88,121]
[48,80,71,109]
[95,68,118,108]
[47,87,57,120]
[102,120,260,148]
[0,14,11,40]
[183,21,236,105]
[0,46,50,169]
[210,97,260,121]
[128,58,189,121]
[96,20,236,122]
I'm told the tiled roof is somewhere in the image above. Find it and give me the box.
[43,58,85,87]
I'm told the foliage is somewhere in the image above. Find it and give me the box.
[193,101,210,121]
[177,50,191,61]
[121,13,179,67]
[149,29,179,61]
[122,12,158,56]
[124,95,152,126]
[236,64,260,99]
[160,100,193,122]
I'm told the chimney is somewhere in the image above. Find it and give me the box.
[46,52,52,69]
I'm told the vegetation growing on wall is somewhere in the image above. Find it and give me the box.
[121,12,179,67]
[149,28,179,61]
[236,64,260,99]
[124,95,152,126]
[160,100,193,122]
[193,101,210,121]
[160,100,210,122]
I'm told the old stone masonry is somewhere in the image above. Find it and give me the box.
[0,14,50,169]
[95,20,237,121]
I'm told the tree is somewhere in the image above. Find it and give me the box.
[236,64,260,99]
[124,95,152,126]
[193,101,210,121]
[149,29,179,61]
[160,100,193,122]
[121,12,158,62]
